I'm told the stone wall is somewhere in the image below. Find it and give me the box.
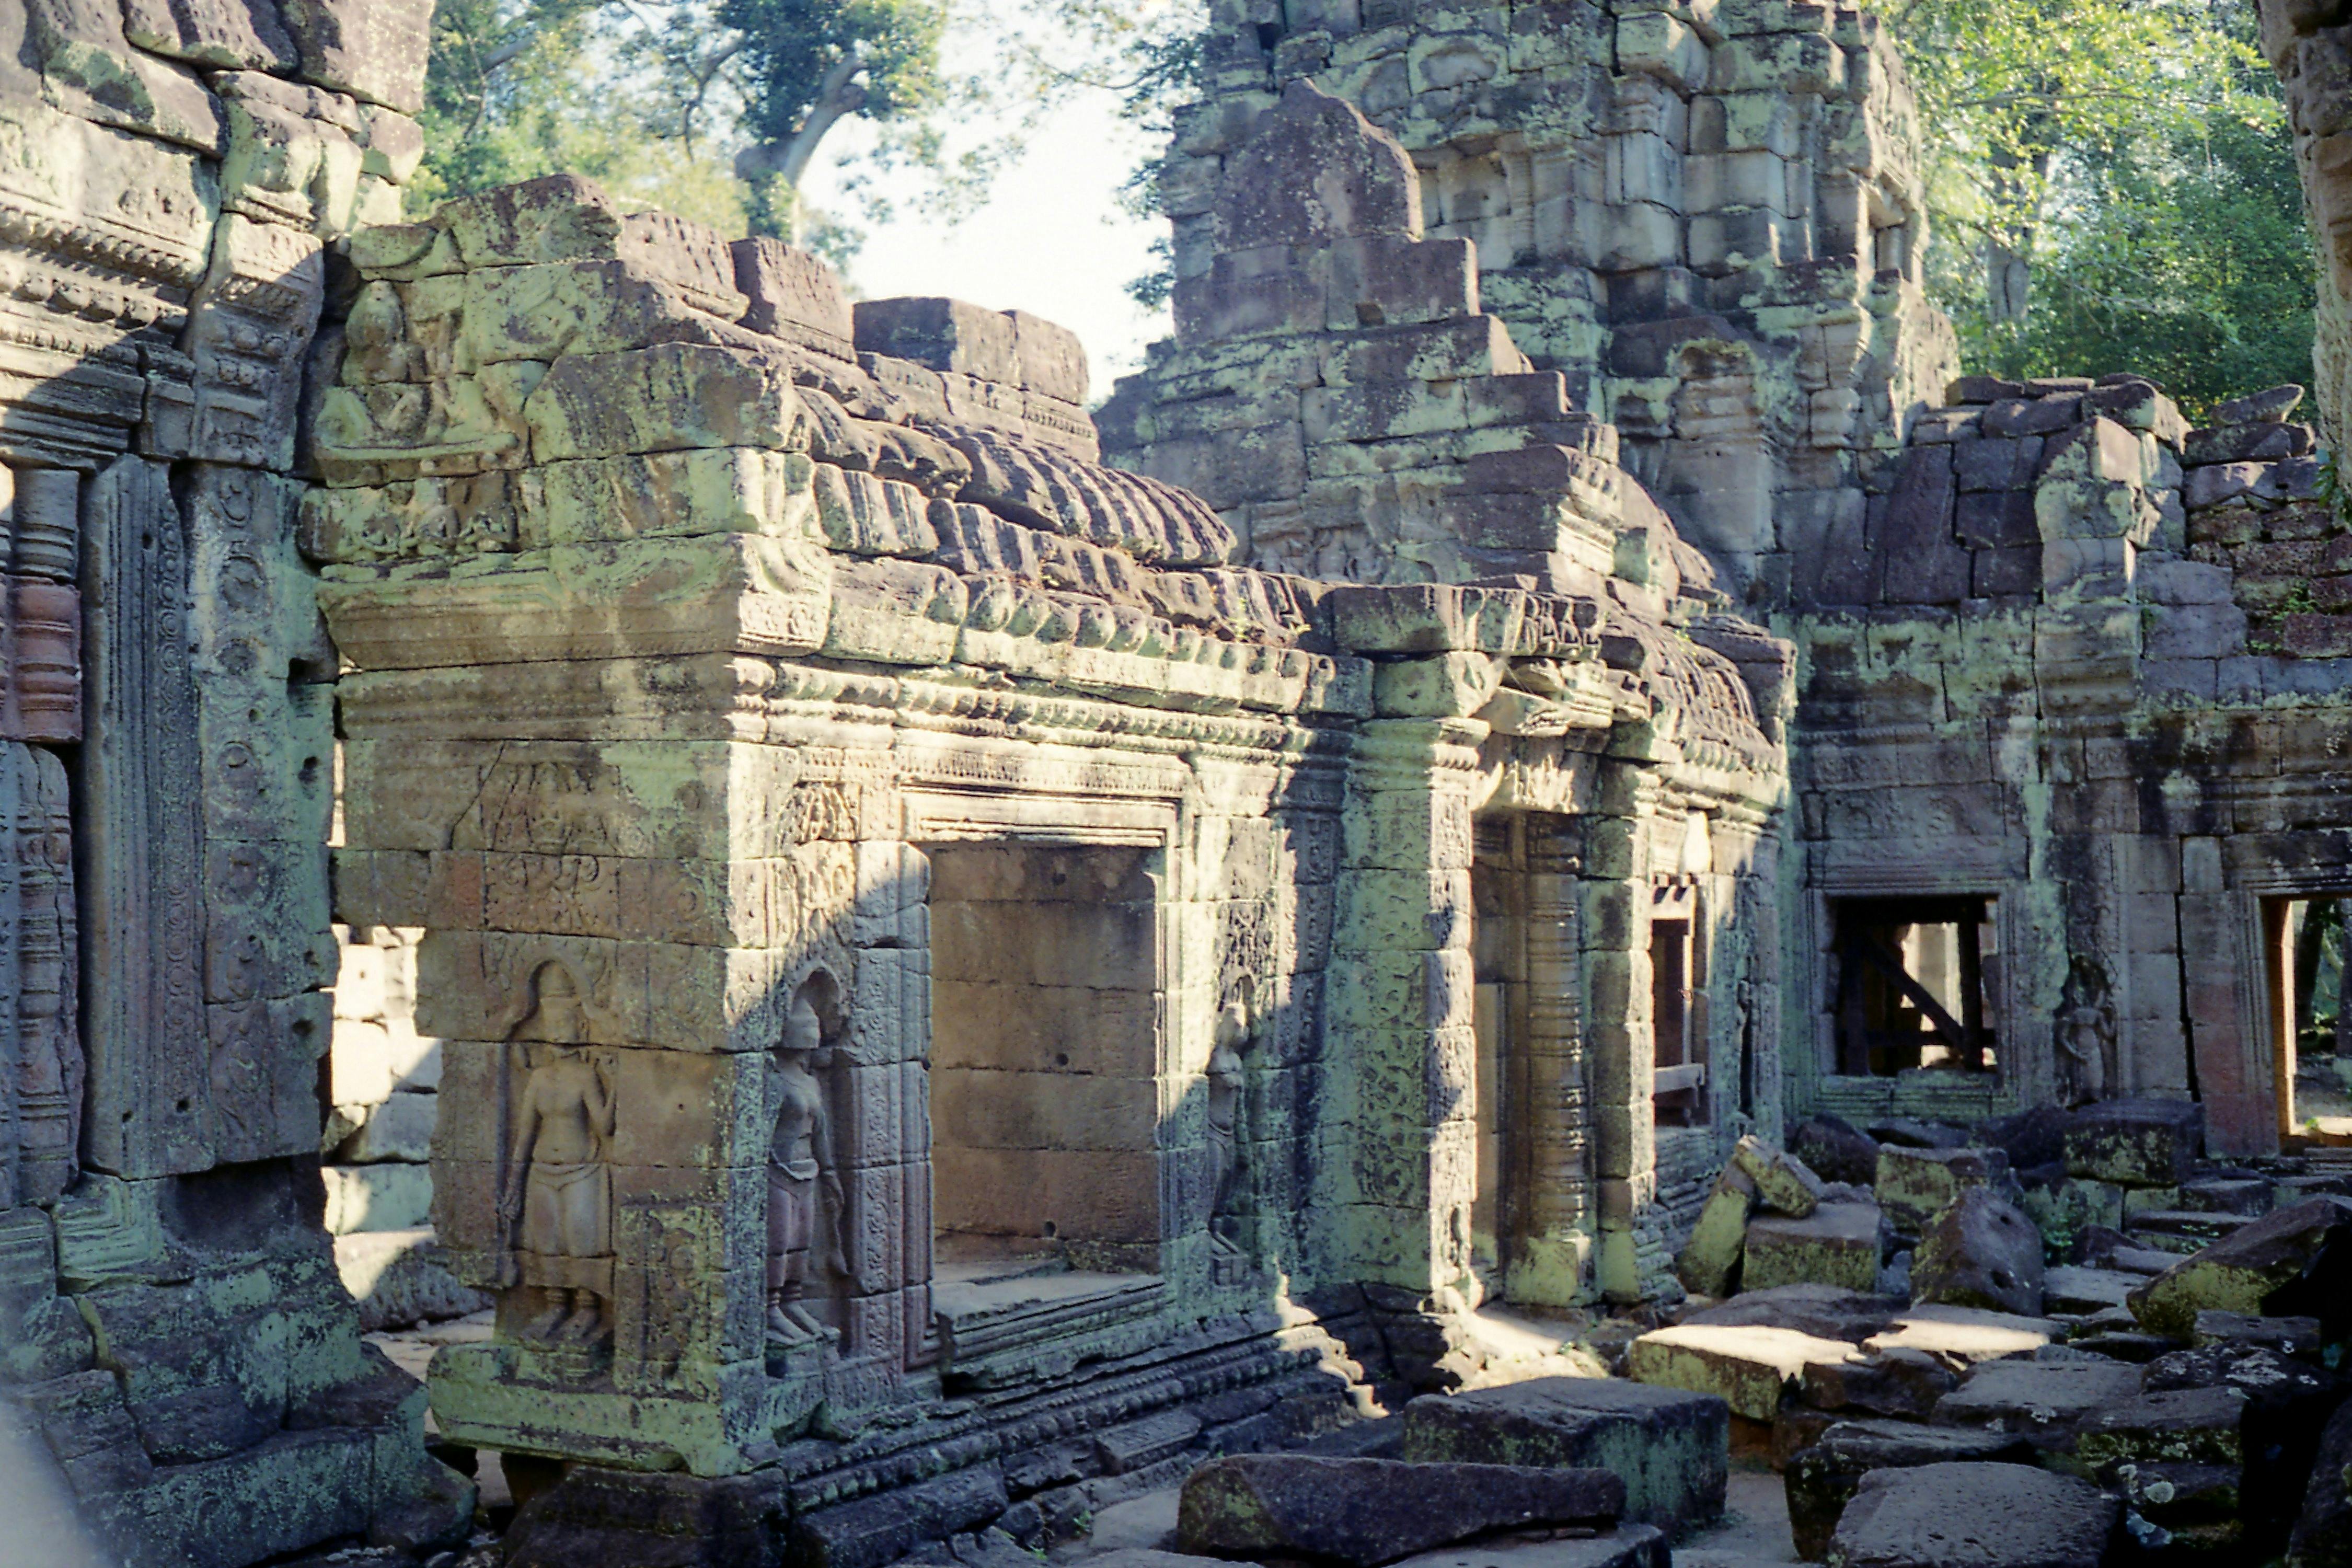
[0,0,471,1559]
[2258,0,2352,447]
[1107,0,1959,601]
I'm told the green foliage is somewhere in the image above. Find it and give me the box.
[1864,0,2312,405]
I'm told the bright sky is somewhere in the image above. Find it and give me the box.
[798,83,1174,406]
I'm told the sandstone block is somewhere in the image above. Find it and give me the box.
[1825,1462,2117,1568]
[1674,1167,1756,1298]
[1731,1135,1827,1217]
[333,1089,436,1162]
[2289,1399,2352,1566]
[1679,1285,1907,1344]
[1742,1203,1882,1294]
[730,237,854,360]
[321,1161,433,1233]
[1792,1114,1881,1186]
[2044,1266,2139,1314]
[1929,1357,2144,1449]
[1797,1348,1957,1420]
[1175,1455,1623,1568]
[2126,1195,2352,1335]
[1398,1375,1728,1530]
[332,1228,489,1332]
[1875,1144,2008,1232]
[1911,1187,2046,1317]
[1861,1306,2058,1368]
[1784,1422,2036,1563]
[2065,1098,2205,1186]
[2075,1386,2250,1470]
[854,297,1020,384]
[1625,1323,1857,1421]
[1213,79,1419,251]
[525,343,807,462]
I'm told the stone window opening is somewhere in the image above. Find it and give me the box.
[1830,896,1998,1077]
[923,843,1165,1318]
[2264,896,2352,1147]
[1652,883,1707,1127]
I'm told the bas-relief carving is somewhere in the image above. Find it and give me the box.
[2056,959,2117,1109]
[499,962,618,1353]
[765,975,845,1345]
[1205,979,1258,1278]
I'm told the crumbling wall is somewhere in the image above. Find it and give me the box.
[0,0,470,1559]
[1110,0,1959,599]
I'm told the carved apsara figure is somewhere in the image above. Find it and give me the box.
[766,981,844,1342]
[2055,962,2115,1107]
[500,963,618,1343]
[1205,979,1255,1255]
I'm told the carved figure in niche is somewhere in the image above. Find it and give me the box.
[499,963,618,1344]
[2055,960,2116,1108]
[1206,978,1255,1258]
[767,978,844,1343]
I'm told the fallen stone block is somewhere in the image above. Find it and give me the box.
[1976,1106,2074,1172]
[1680,1284,1906,1344]
[2063,1331,2177,1364]
[2144,1343,2350,1549]
[2112,1460,2240,1526]
[1793,1114,1882,1187]
[1174,1455,1623,1568]
[2075,1386,2251,1471]
[2180,1175,2271,1216]
[2126,1195,2352,1335]
[333,1228,490,1332]
[2018,1174,2126,1253]
[2288,1399,2352,1567]
[2126,1209,2254,1253]
[1875,1145,2008,1234]
[2043,1266,2140,1315]
[2081,1227,2178,1276]
[1928,1357,2145,1449]
[1625,1323,1857,1422]
[1911,1186,2046,1317]
[1861,1305,2058,1369]
[1826,1461,2117,1568]
[1385,1524,1670,1568]
[2065,1098,2204,1186]
[1785,1422,2036,1562]
[2190,1309,2324,1357]
[1731,1135,1827,1218]
[1866,1117,1968,1150]
[1398,1376,1728,1529]
[1675,1166,1756,1299]
[1742,1204,1883,1294]
[1798,1347,1958,1420]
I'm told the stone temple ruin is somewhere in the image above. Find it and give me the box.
[6,0,2352,1565]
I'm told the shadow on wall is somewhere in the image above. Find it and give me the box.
[0,1398,115,1568]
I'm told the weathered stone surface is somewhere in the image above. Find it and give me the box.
[1743,1203,1883,1294]
[1825,1462,2118,1568]
[1398,1377,1728,1530]
[2289,1398,2352,1567]
[2192,1309,2325,1355]
[1785,1422,2037,1563]
[1875,1146,2009,1234]
[1793,1115,1882,1187]
[1862,1306,2059,1369]
[1731,1135,1827,1218]
[1798,1348,1959,1421]
[732,237,855,360]
[1911,1187,2046,1317]
[1681,1286,1907,1345]
[2076,1386,2251,1471]
[2044,1266,2140,1314]
[1626,1323,1857,1422]
[1675,1166,1755,1298]
[2127,1196,2352,1335]
[1929,1357,2144,1449]
[2065,1099,2204,1186]
[1387,1528,1670,1568]
[1174,1455,1622,1568]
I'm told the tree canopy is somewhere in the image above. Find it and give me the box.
[1866,0,2312,415]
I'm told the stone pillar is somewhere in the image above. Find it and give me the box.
[1587,763,1661,1306]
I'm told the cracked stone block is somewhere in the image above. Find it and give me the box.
[1742,1203,1883,1294]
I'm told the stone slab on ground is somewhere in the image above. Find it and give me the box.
[2190,1309,2325,1355]
[2127,1195,2352,1335]
[2127,1210,2254,1251]
[1398,1376,1728,1530]
[1784,1422,2037,1563]
[1910,1188,2046,1317]
[1797,1348,1958,1420]
[1741,1205,1883,1294]
[1174,1455,1623,1568]
[1824,1462,2118,1568]
[1080,1553,1227,1568]
[1793,1115,1882,1188]
[1928,1357,2145,1449]
[1680,1286,1907,1345]
[1625,1324,1858,1422]
[2065,1099,2204,1186]
[2073,1386,2252,1470]
[1385,1525,1671,1568]
[1859,1306,2058,1368]
[2043,1266,2140,1315]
